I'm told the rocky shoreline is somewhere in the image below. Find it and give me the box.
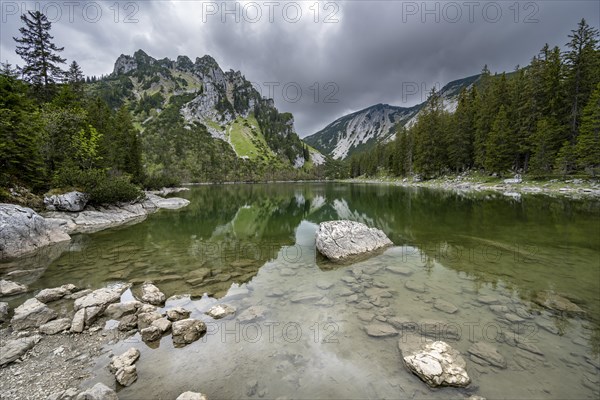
[346,176,600,199]
[0,190,190,261]
[0,281,210,400]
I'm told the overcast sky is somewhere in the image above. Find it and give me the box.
[1,1,598,136]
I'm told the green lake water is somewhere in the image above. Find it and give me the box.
[2,183,599,399]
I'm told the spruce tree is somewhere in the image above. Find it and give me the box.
[564,19,600,141]
[575,83,600,175]
[66,61,84,94]
[13,11,66,100]
[474,65,493,167]
[529,117,562,174]
[484,106,514,174]
[447,88,475,172]
[0,74,46,188]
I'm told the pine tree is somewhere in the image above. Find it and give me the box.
[13,11,66,99]
[555,141,577,176]
[66,61,84,94]
[575,83,600,175]
[447,87,475,171]
[564,19,600,141]
[0,74,46,187]
[0,61,19,78]
[474,65,493,167]
[529,117,562,174]
[414,88,448,177]
[484,106,514,174]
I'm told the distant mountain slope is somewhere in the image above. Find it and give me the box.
[304,74,481,160]
[303,103,420,160]
[87,50,324,181]
[404,74,481,128]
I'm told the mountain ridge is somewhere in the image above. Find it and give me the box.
[89,49,325,182]
[304,74,481,160]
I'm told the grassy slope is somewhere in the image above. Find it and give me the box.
[226,115,275,160]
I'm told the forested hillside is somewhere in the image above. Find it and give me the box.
[348,19,600,179]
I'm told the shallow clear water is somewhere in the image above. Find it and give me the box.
[2,183,599,399]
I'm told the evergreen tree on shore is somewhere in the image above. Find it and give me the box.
[13,11,66,100]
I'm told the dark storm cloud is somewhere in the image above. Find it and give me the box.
[1,1,598,136]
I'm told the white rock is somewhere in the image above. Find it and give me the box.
[315,220,392,261]
[115,365,137,386]
[166,306,191,321]
[176,392,208,400]
[40,318,72,335]
[172,319,207,346]
[0,279,28,296]
[104,301,141,319]
[71,308,86,333]
[35,285,73,303]
[74,284,129,311]
[140,326,162,342]
[140,283,165,305]
[403,341,470,388]
[44,191,89,212]
[0,335,41,366]
[205,304,236,319]
[137,311,162,330]
[11,298,58,330]
[0,204,71,260]
[151,317,172,333]
[109,347,140,373]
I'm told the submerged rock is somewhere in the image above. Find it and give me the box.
[205,304,236,319]
[365,323,398,337]
[0,204,71,260]
[0,279,28,296]
[0,335,41,366]
[386,266,413,276]
[172,319,207,346]
[11,298,58,330]
[315,220,392,261]
[75,383,118,400]
[433,299,459,314]
[140,283,166,305]
[237,306,267,323]
[467,342,507,369]
[534,291,585,314]
[403,341,470,388]
[44,191,89,212]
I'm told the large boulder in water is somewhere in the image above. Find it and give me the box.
[315,220,392,261]
[44,191,89,212]
[0,204,71,260]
